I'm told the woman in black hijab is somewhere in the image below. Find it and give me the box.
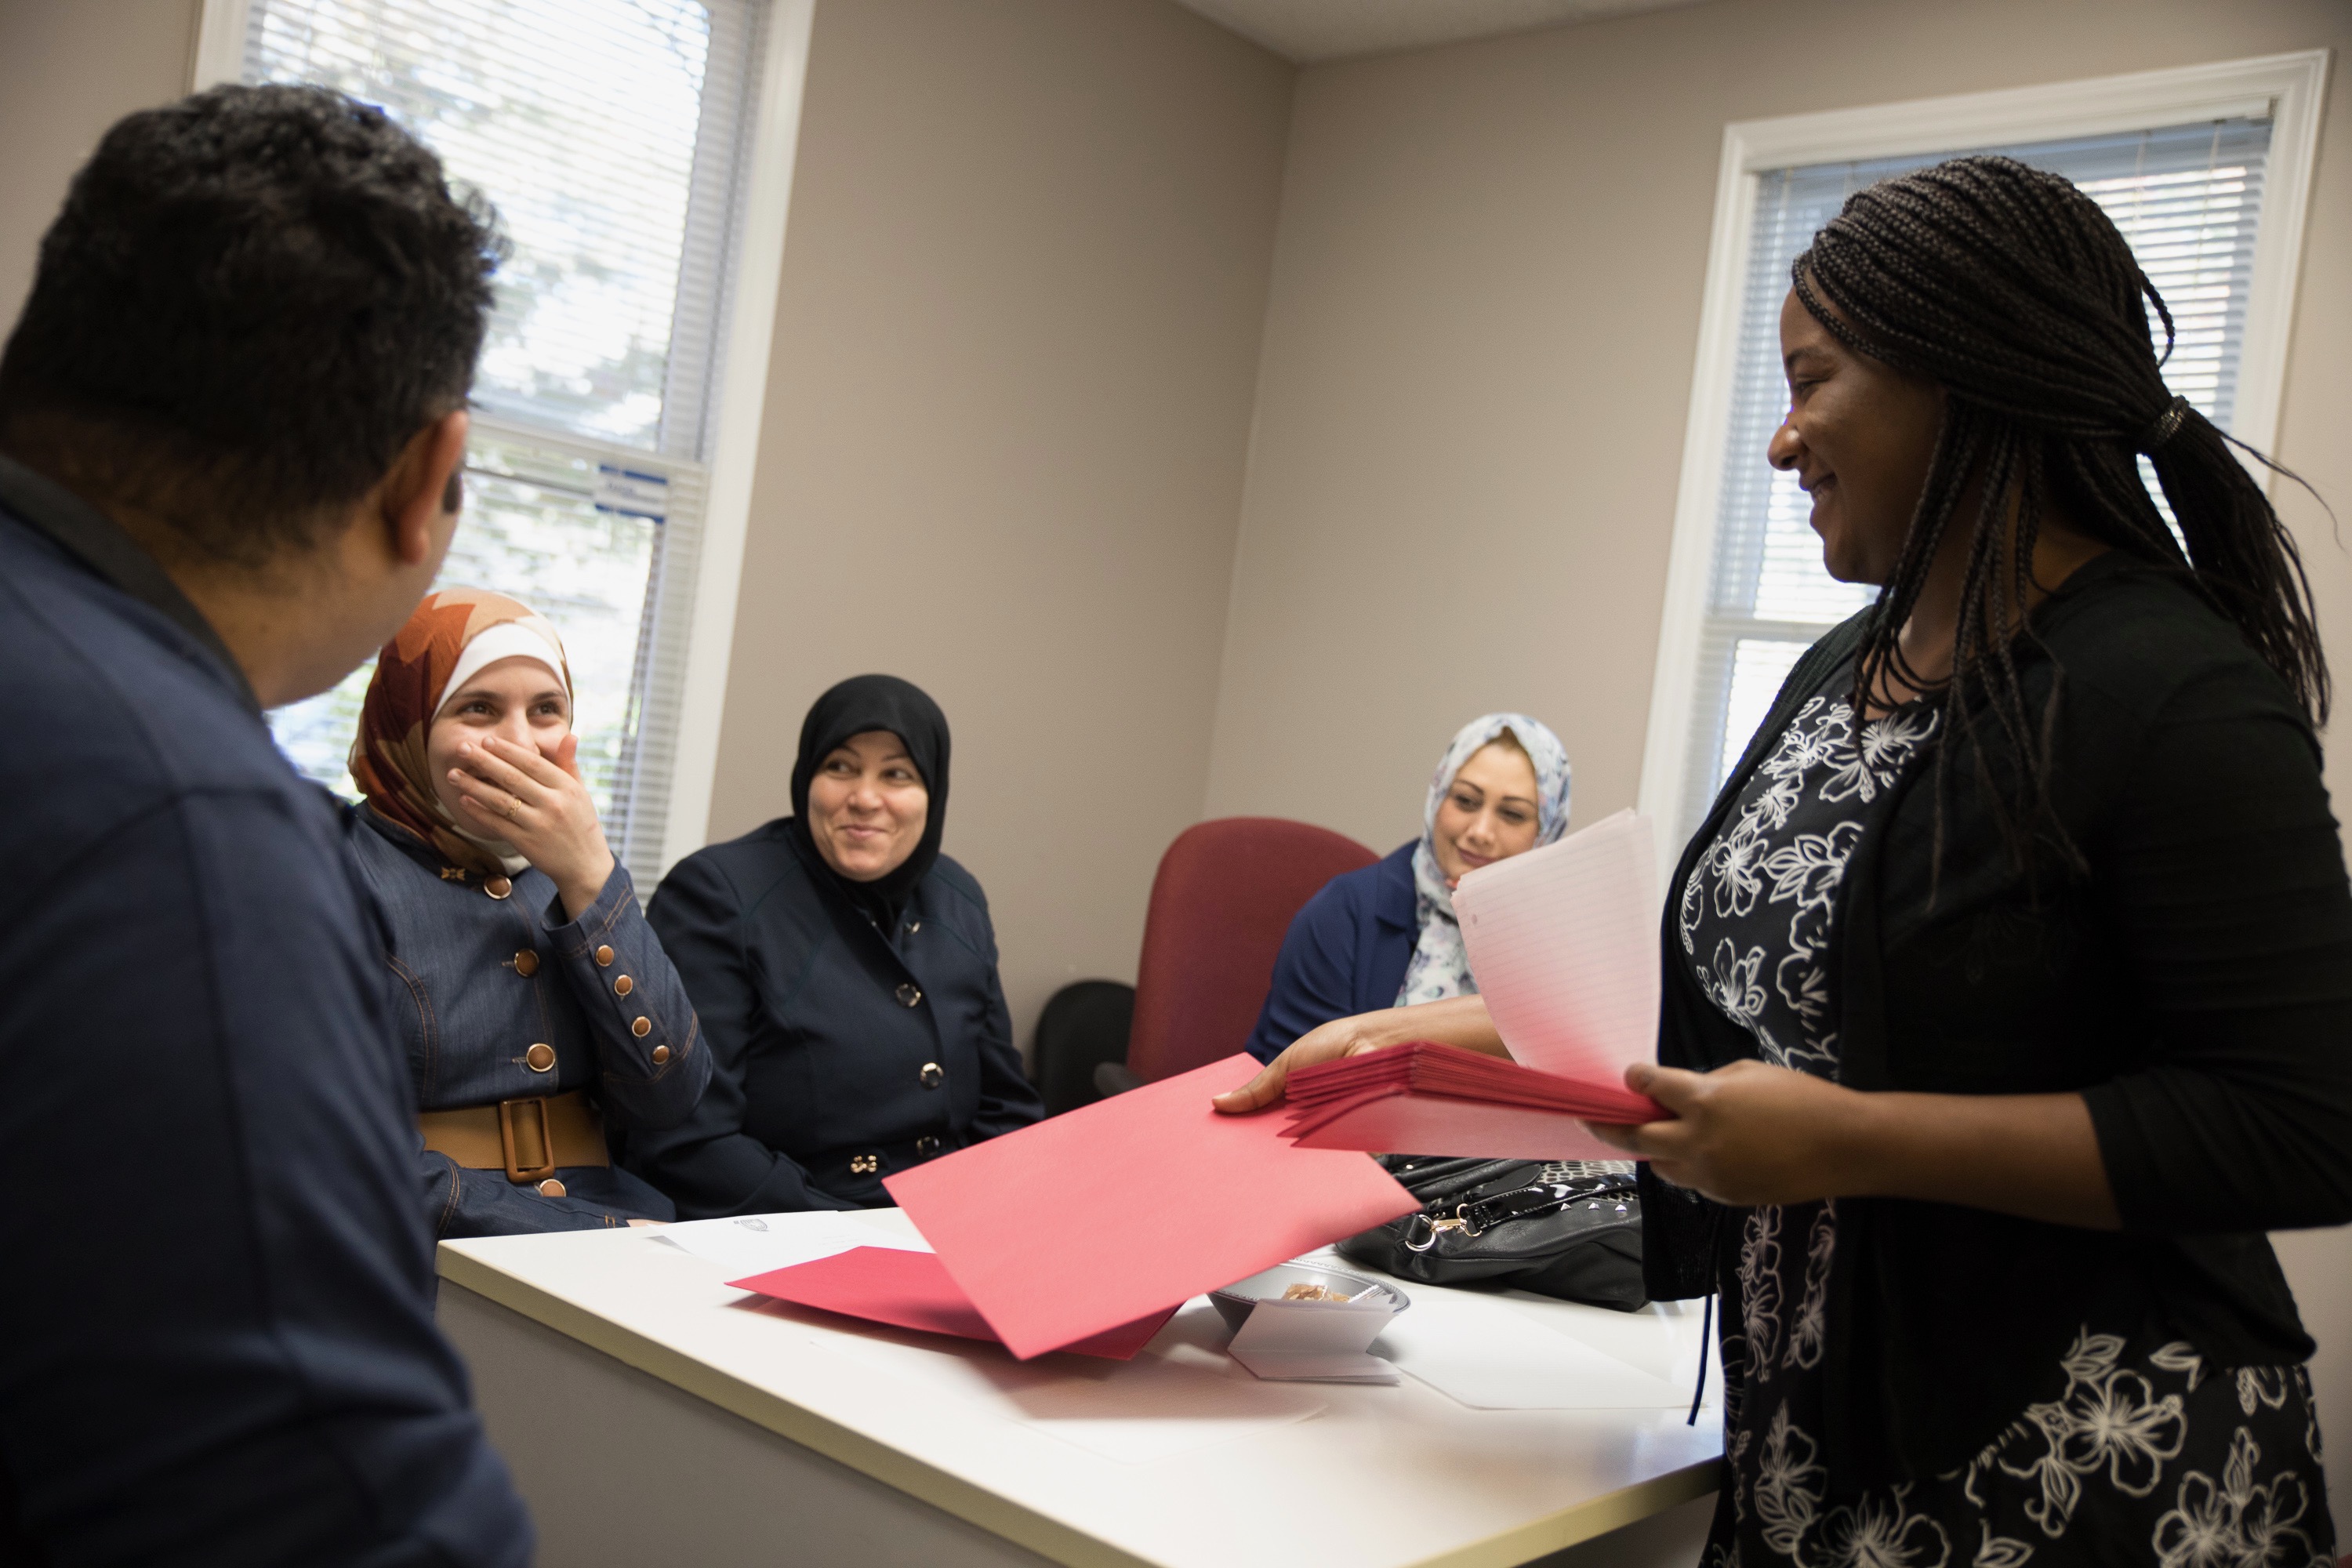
[622,676,1043,1212]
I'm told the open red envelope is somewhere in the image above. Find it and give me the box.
[884,1054,1415,1360]
[1282,1041,1664,1162]
[1286,1091,1643,1162]
[1287,1040,1662,1117]
[730,1247,1177,1360]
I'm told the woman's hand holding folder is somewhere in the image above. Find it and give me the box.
[1588,1059,2119,1228]
[1210,994,1508,1114]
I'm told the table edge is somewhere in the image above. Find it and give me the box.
[438,1250,1146,1568]
[437,1243,1722,1568]
[1435,1461,1722,1567]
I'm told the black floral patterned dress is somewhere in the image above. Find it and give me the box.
[1679,673,2333,1568]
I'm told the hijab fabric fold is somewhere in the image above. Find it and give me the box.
[1396,712,1573,1007]
[350,587,571,879]
[789,674,951,931]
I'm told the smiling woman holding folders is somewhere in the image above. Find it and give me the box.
[1220,156,2352,1563]
[622,676,1043,1214]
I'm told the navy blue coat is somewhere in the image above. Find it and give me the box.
[345,805,710,1236]
[622,819,1044,1212]
[1245,840,1420,1064]
[0,466,530,1565]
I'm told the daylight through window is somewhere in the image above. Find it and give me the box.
[249,0,764,882]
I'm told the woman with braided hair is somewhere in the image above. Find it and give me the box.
[1593,154,2351,1565]
[1218,153,2349,1563]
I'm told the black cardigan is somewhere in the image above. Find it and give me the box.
[1642,550,2352,1485]
[620,822,1043,1213]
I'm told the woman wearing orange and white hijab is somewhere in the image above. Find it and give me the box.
[344,588,708,1234]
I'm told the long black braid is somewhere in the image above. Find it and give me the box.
[1792,154,2329,885]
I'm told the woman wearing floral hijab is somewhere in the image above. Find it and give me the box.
[1244,713,1571,1063]
[343,587,709,1235]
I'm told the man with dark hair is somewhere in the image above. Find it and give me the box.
[0,85,533,1565]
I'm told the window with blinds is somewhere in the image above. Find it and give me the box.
[251,0,766,884]
[1678,118,2272,843]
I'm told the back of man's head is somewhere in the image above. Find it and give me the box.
[0,83,502,568]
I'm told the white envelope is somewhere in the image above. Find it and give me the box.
[1227,1297,1400,1384]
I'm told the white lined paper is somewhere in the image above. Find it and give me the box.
[1452,809,1661,1084]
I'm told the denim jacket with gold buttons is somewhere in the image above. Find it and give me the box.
[345,804,710,1236]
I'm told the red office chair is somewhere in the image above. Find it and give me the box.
[1114,817,1379,1087]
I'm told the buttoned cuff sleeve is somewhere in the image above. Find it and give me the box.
[546,862,711,1131]
[423,1149,625,1237]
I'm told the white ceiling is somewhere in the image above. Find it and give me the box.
[1170,0,1716,64]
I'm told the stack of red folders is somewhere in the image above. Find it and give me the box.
[1280,1040,1665,1163]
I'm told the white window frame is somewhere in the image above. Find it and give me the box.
[1635,50,2332,877]
[190,0,815,878]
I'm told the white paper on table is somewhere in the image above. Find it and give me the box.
[1452,808,1660,1083]
[1227,1298,1399,1384]
[650,1212,928,1279]
[811,1323,1327,1465]
[1375,1287,1690,1410]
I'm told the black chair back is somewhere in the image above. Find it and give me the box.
[1029,979,1135,1117]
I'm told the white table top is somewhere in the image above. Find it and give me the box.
[439,1210,1722,1568]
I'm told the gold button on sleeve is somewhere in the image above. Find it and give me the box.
[614,974,633,997]
[651,1044,672,1065]
[631,1017,652,1039]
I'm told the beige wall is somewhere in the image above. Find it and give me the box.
[706,0,1293,1044]
[0,0,201,331]
[1206,0,2352,851]
[1210,0,2352,1511]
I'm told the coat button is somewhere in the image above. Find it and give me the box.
[651,1044,672,1065]
[920,1062,944,1090]
[525,1043,555,1073]
[850,1153,879,1175]
[514,950,540,978]
[594,945,615,967]
[631,1017,652,1038]
[535,1178,567,1197]
[915,1134,942,1157]
[895,982,922,1007]
[485,876,513,900]
[613,975,633,996]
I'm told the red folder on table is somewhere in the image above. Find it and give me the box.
[729,1247,1178,1360]
[1282,811,1671,1163]
[1282,1040,1661,1162]
[884,1054,1415,1360]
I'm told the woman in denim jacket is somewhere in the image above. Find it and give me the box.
[343,588,709,1235]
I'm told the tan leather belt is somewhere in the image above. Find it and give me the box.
[419,1089,609,1184]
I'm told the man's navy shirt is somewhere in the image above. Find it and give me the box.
[0,459,532,1566]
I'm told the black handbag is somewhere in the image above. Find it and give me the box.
[1336,1155,1646,1312]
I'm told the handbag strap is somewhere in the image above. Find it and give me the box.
[1454,1170,1635,1233]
